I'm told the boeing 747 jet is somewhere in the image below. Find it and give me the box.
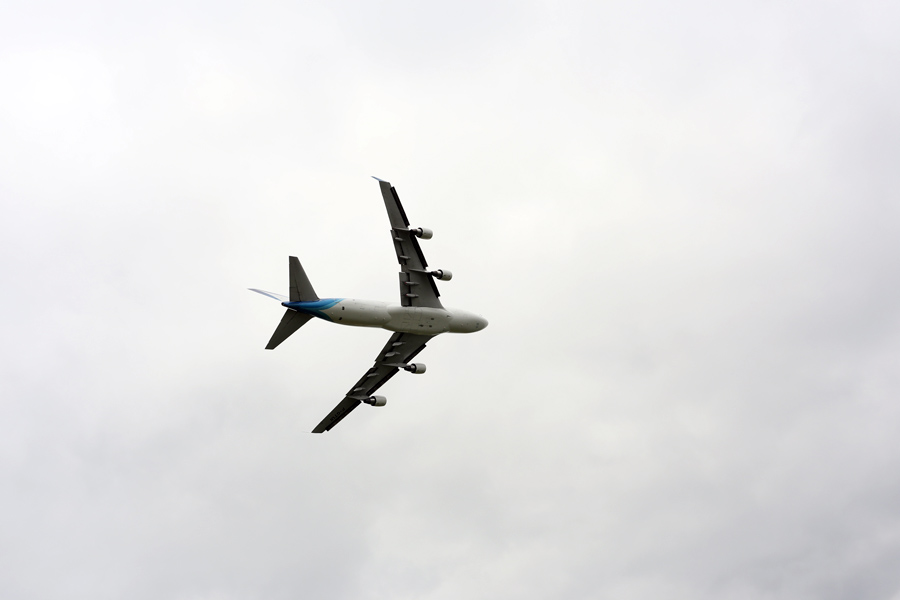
[250,178,488,433]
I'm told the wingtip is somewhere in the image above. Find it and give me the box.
[371,175,387,182]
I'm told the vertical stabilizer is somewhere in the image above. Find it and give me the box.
[289,256,319,302]
[263,257,319,349]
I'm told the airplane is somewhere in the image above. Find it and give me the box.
[249,177,488,433]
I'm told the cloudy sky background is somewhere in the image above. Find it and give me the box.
[2,1,900,598]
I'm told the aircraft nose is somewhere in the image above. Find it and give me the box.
[476,315,488,331]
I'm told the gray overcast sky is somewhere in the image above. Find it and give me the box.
[2,1,900,598]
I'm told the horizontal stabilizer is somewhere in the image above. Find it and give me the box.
[266,309,313,350]
[248,288,288,302]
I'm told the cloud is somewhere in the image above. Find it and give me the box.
[2,1,900,598]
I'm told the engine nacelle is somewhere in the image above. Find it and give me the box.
[404,363,426,374]
[412,227,433,239]
[363,395,387,407]
[430,269,453,281]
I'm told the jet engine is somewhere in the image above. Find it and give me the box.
[403,363,426,374]
[363,395,387,407]
[430,269,453,281]
[412,227,433,239]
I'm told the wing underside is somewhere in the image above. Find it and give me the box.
[375,180,442,309]
[312,332,433,433]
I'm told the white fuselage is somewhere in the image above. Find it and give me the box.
[287,298,488,335]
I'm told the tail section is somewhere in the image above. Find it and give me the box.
[266,310,312,349]
[248,288,287,302]
[290,256,318,302]
[250,256,320,350]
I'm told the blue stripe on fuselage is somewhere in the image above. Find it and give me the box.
[282,298,343,321]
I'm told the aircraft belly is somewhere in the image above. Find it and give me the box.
[384,305,451,334]
[331,300,391,328]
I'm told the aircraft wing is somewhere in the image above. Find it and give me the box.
[374,178,443,309]
[312,332,434,433]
